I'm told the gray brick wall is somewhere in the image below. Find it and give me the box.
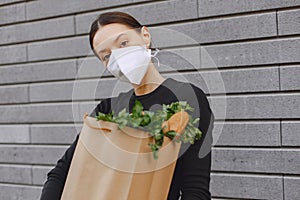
[0,0,299,199]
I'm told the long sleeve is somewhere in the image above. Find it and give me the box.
[179,142,212,199]
[180,86,215,200]
[40,133,79,200]
[40,99,109,200]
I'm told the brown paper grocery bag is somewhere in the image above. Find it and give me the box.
[61,114,182,200]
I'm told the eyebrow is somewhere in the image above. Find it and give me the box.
[97,33,127,55]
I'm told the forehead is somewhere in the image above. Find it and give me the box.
[93,23,137,50]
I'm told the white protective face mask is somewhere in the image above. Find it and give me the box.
[106,44,160,85]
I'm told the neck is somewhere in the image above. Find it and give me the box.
[132,62,166,96]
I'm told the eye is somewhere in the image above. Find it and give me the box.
[120,40,128,47]
[103,53,110,61]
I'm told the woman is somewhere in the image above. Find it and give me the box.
[40,11,214,200]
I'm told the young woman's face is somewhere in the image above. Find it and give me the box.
[92,23,150,67]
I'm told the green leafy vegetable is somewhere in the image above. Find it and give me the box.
[96,100,202,159]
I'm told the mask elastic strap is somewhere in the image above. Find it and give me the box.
[151,48,160,68]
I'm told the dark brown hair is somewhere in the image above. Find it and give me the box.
[89,11,152,57]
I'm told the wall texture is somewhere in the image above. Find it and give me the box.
[0,0,300,199]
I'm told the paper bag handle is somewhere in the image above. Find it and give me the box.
[83,112,112,132]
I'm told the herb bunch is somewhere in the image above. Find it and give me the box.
[96,100,202,159]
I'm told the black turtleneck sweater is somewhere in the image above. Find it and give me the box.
[40,78,215,200]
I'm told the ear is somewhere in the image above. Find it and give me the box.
[141,26,151,48]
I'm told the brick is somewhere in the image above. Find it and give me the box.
[163,12,276,44]
[0,16,75,45]
[163,72,209,96]
[79,101,99,117]
[0,85,28,104]
[158,47,201,70]
[0,164,31,184]
[282,121,300,146]
[148,26,199,48]
[280,65,300,90]
[0,102,81,123]
[0,184,42,200]
[201,38,300,68]
[210,173,283,200]
[0,183,41,200]
[212,148,282,173]
[279,9,300,36]
[0,0,26,6]
[211,198,239,200]
[209,94,300,120]
[30,78,132,102]
[0,105,29,123]
[0,60,77,84]
[0,145,68,165]
[122,0,198,25]
[76,57,107,78]
[282,150,300,174]
[76,0,198,34]
[169,67,279,94]
[284,176,300,200]
[0,0,25,6]
[27,0,152,20]
[30,124,80,144]
[278,39,300,63]
[0,3,25,25]
[32,166,53,185]
[28,36,91,61]
[75,13,98,35]
[212,148,300,174]
[217,67,279,93]
[0,125,30,143]
[0,44,26,65]
[212,121,280,146]
[198,0,300,17]
[29,81,75,102]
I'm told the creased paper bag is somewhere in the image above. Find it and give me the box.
[61,114,182,200]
